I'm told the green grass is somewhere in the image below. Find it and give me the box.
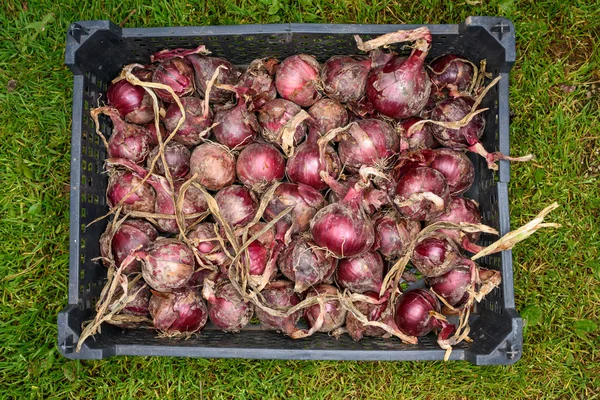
[1,0,599,398]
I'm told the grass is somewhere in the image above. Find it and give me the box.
[0,0,599,398]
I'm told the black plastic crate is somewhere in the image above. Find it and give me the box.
[58,17,522,365]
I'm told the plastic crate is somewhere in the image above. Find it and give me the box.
[58,17,522,365]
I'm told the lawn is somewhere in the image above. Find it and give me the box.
[0,0,598,398]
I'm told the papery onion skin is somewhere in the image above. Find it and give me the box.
[394,167,450,221]
[141,239,195,292]
[189,143,237,191]
[214,185,258,228]
[394,288,442,337]
[149,287,208,333]
[275,54,322,107]
[304,284,346,333]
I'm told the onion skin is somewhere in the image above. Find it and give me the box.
[275,54,322,107]
[258,99,307,148]
[321,55,371,103]
[304,284,346,333]
[338,119,400,173]
[214,185,258,228]
[394,289,442,337]
[307,98,349,134]
[106,170,156,213]
[99,219,158,274]
[203,279,254,332]
[152,58,195,103]
[144,121,165,147]
[278,236,338,293]
[429,54,474,97]
[345,291,389,341]
[164,96,213,147]
[107,79,154,125]
[213,88,260,149]
[426,196,482,248]
[122,279,151,316]
[429,148,475,196]
[399,117,439,150]
[141,239,195,292]
[372,212,420,260]
[335,251,384,294]
[149,287,208,333]
[101,107,153,164]
[325,174,389,215]
[412,234,462,277]
[236,142,286,194]
[430,96,485,149]
[394,167,450,221]
[254,280,301,336]
[238,58,278,110]
[188,223,231,271]
[427,259,473,307]
[186,55,238,103]
[146,141,191,180]
[189,143,237,191]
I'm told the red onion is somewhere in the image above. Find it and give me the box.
[241,222,278,282]
[236,142,285,194]
[391,148,437,181]
[426,196,482,253]
[429,54,475,97]
[275,54,322,107]
[308,98,349,134]
[394,288,450,337]
[106,169,156,213]
[393,167,450,221]
[141,238,195,292]
[429,148,475,195]
[429,96,485,150]
[427,259,474,307]
[258,99,308,148]
[337,119,399,172]
[304,284,346,332]
[107,79,154,125]
[264,182,326,239]
[278,236,337,292]
[363,30,433,119]
[188,268,221,289]
[399,117,439,150]
[213,86,260,149]
[336,251,384,294]
[202,279,254,332]
[346,291,389,341]
[238,58,278,110]
[149,287,208,333]
[146,141,191,180]
[144,121,165,147]
[189,143,236,191]
[286,129,341,191]
[372,211,420,259]
[100,219,158,274]
[326,174,389,215]
[412,234,462,277]
[214,185,258,228]
[122,279,151,316]
[310,172,375,258]
[186,55,238,103]
[254,280,301,337]
[188,223,231,271]
[321,55,372,103]
[164,96,213,147]
[152,58,195,103]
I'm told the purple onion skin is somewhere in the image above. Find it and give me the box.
[325,174,388,215]
[429,54,474,96]
[144,121,165,147]
[186,55,238,104]
[394,167,450,221]
[286,129,341,191]
[238,58,278,110]
[338,119,400,172]
[321,55,372,103]
[146,141,190,180]
[107,80,154,125]
[254,280,302,336]
[236,142,286,194]
[102,107,153,164]
[152,58,195,103]
[149,287,208,333]
[275,54,322,107]
[426,196,482,244]
[213,90,260,149]
[214,185,258,228]
[188,223,231,271]
[264,182,326,237]
[141,239,195,292]
[427,259,473,307]
[430,96,486,149]
[164,96,213,147]
[100,219,158,274]
[399,117,440,150]
[258,99,308,147]
[372,212,420,260]
[203,279,254,332]
[394,289,442,337]
[412,235,462,277]
[189,143,237,191]
[336,251,384,294]
[308,98,349,134]
[429,148,475,195]
[122,279,151,316]
[304,284,346,333]
[107,170,156,213]
[366,39,432,119]
[346,291,389,341]
[278,236,338,293]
